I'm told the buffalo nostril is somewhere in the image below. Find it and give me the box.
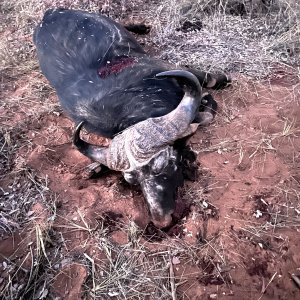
[152,213,173,228]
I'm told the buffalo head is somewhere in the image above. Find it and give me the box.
[73,70,209,227]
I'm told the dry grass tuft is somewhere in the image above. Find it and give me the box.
[0,222,55,299]
[0,166,52,234]
[88,238,173,299]
[143,0,300,77]
[82,218,232,299]
[0,117,56,235]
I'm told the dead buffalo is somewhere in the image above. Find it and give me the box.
[34,8,230,227]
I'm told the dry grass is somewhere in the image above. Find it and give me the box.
[87,240,173,299]
[144,0,300,77]
[0,128,20,177]
[0,223,56,299]
[0,117,57,235]
[81,218,232,299]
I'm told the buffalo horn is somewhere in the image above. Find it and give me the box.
[73,121,109,165]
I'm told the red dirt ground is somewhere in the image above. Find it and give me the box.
[1,69,300,299]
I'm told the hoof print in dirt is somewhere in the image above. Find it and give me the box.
[52,263,87,299]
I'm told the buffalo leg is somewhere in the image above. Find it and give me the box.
[185,67,231,90]
[194,93,218,125]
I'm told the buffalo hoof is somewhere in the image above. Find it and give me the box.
[195,93,218,126]
[208,73,232,90]
[199,93,217,115]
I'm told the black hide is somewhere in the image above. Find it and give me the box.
[33,8,184,138]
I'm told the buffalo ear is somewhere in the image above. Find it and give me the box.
[175,123,199,140]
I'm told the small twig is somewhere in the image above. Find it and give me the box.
[168,250,177,300]
[257,272,277,300]
[260,277,265,293]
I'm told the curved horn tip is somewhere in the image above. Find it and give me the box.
[73,121,85,145]
[76,121,85,130]
[155,70,201,93]
[156,69,197,80]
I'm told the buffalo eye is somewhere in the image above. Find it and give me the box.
[151,154,169,174]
